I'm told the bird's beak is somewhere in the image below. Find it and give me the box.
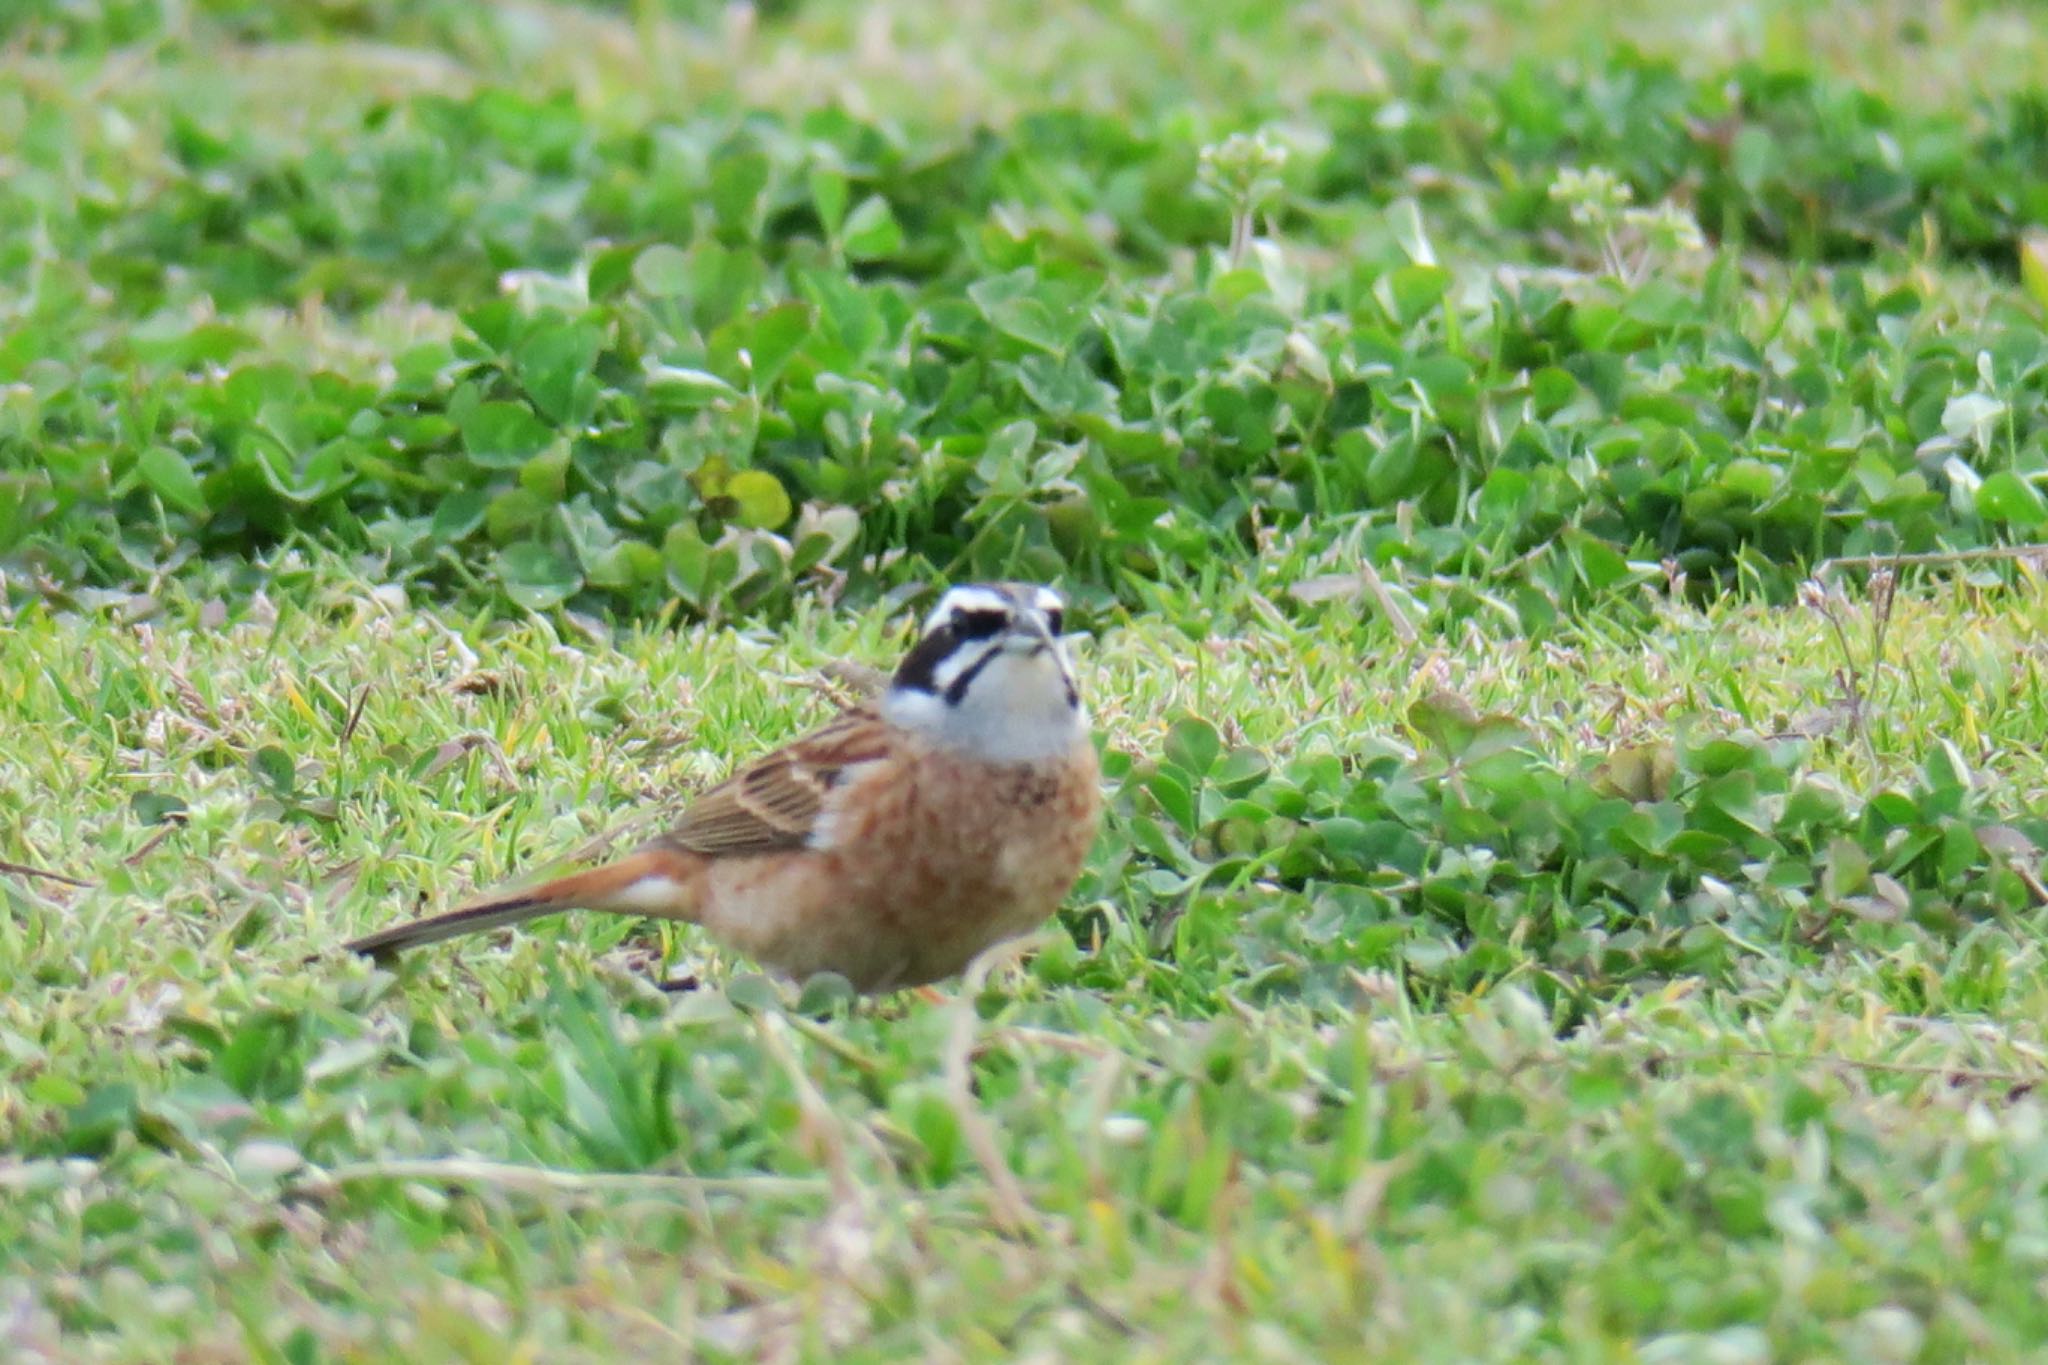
[1003,619,1056,655]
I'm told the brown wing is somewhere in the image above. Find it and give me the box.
[655,706,895,858]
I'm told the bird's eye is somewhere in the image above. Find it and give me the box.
[951,608,1010,640]
[1043,607,1065,635]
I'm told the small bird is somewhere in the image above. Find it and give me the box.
[344,583,1101,993]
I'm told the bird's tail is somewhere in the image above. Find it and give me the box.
[342,847,698,958]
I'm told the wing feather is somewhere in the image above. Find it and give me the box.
[656,707,893,857]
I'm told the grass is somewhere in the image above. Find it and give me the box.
[7,567,2048,1359]
[9,0,2048,1358]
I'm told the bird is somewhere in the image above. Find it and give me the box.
[343,582,1101,993]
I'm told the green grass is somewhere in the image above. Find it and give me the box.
[9,0,2048,1358]
[7,570,2048,1359]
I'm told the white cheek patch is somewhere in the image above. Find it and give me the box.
[931,643,1000,696]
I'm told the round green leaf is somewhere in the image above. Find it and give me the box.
[1975,471,2047,527]
[1566,531,1633,591]
[588,242,643,301]
[250,745,296,798]
[494,542,582,610]
[645,365,740,412]
[587,539,664,590]
[429,489,490,545]
[1529,367,1580,415]
[519,443,570,501]
[137,446,208,515]
[485,488,552,542]
[711,152,770,240]
[632,244,692,297]
[1475,468,1531,523]
[460,401,553,469]
[1163,716,1222,778]
[516,323,601,425]
[1377,264,1451,328]
[1717,458,1779,501]
[841,195,904,261]
[809,168,850,236]
[130,791,189,826]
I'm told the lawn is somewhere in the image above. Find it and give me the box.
[7,1,2048,1360]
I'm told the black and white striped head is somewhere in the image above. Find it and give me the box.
[882,583,1085,761]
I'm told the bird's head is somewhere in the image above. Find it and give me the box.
[883,582,1085,762]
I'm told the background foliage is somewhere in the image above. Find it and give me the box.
[9,0,2048,626]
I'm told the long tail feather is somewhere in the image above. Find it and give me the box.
[344,849,696,958]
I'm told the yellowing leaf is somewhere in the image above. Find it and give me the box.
[726,470,792,530]
[2022,229,2048,311]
